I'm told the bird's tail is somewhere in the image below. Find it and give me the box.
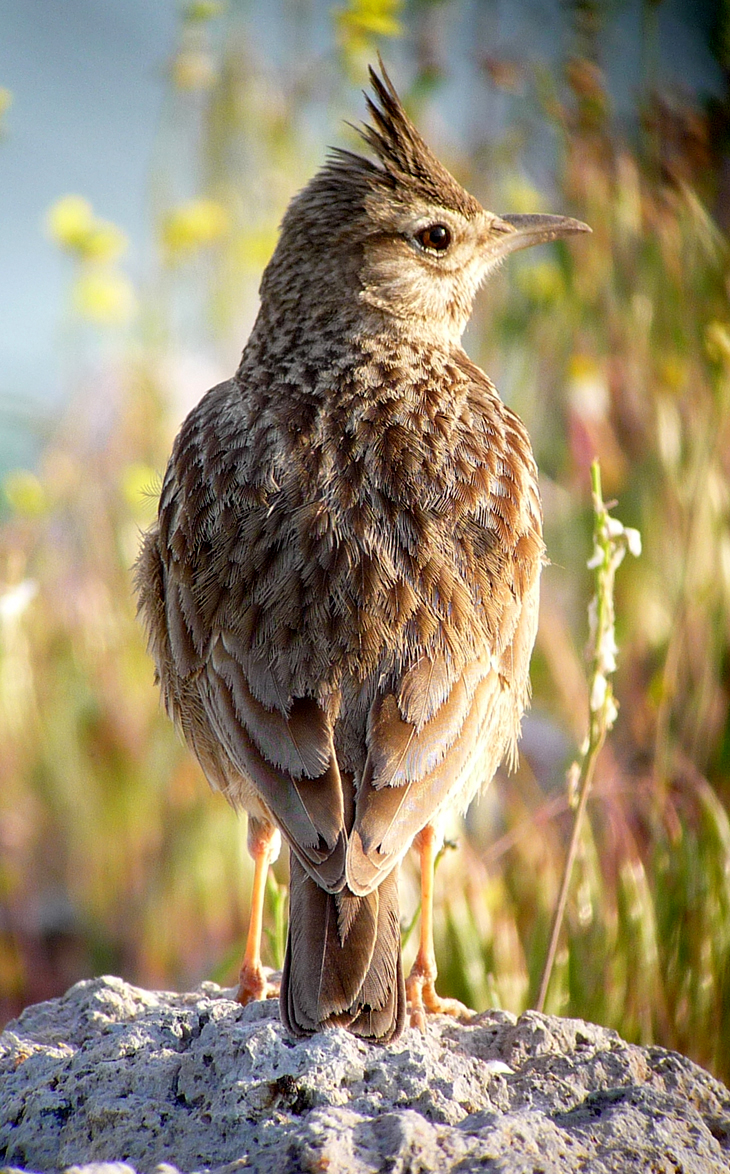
[281,853,405,1044]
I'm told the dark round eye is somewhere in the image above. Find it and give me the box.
[416,223,452,252]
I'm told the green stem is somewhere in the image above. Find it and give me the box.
[535,724,606,1013]
[535,458,612,1014]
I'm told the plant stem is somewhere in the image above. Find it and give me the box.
[535,459,639,1014]
[535,724,605,1014]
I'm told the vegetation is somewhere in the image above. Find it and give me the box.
[1,0,729,1081]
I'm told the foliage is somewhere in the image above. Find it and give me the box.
[1,1,729,1082]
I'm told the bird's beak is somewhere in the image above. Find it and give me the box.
[488,213,591,260]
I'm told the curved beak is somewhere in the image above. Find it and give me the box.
[489,213,591,260]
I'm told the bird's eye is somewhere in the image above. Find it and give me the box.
[415,224,452,252]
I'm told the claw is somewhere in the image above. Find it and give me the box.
[236,961,280,1006]
[406,954,472,1030]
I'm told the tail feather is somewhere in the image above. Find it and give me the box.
[346,868,405,1043]
[281,852,404,1043]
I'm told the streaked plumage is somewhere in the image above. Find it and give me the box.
[136,63,589,1043]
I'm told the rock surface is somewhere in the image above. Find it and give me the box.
[1,976,729,1174]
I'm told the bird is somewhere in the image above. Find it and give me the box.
[136,61,590,1044]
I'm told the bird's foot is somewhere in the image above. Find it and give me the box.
[235,961,280,1006]
[405,962,473,1031]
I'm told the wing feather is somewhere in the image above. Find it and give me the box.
[367,658,489,788]
[201,655,346,891]
[347,667,504,895]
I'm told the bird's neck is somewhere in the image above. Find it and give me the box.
[241,293,465,387]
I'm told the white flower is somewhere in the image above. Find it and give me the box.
[590,672,607,712]
[625,527,642,557]
[597,627,618,674]
[605,694,619,728]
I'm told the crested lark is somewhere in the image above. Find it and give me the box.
[136,63,589,1043]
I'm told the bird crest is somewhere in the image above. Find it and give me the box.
[332,61,482,219]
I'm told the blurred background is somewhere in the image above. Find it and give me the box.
[1,0,729,1081]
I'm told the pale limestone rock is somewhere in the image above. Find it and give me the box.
[1,975,728,1173]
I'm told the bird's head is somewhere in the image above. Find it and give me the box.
[260,63,590,346]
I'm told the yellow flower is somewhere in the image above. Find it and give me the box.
[73,270,137,324]
[46,195,95,252]
[336,0,402,55]
[161,198,230,256]
[46,196,128,262]
[4,470,47,517]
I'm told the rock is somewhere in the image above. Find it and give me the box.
[1,975,729,1173]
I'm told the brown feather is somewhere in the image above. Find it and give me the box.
[202,663,346,890]
[213,636,331,780]
[281,855,403,1041]
[367,659,490,789]
[345,868,405,1043]
[347,670,504,895]
[396,655,454,728]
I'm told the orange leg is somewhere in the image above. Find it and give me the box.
[236,817,281,1005]
[405,824,472,1030]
